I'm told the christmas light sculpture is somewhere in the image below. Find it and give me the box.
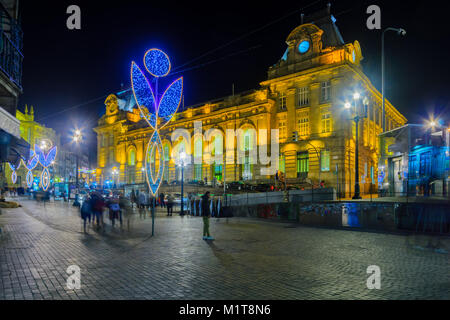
[131,48,183,195]
[35,144,57,191]
[24,148,39,188]
[8,161,21,184]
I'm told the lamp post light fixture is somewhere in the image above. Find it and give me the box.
[111,168,119,188]
[345,92,368,200]
[72,129,83,190]
[178,152,187,215]
[382,27,406,132]
[429,120,436,129]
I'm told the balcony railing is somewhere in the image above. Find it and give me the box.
[0,3,23,89]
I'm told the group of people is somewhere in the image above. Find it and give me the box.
[79,190,214,240]
[80,191,134,233]
[130,190,177,217]
[0,187,22,197]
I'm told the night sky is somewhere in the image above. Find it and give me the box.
[19,0,450,162]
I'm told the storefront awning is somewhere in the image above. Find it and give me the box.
[0,106,30,166]
[0,129,30,166]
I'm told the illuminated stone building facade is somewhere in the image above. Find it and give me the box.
[5,105,58,187]
[5,105,90,188]
[94,9,407,196]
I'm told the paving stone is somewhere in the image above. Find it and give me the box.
[0,199,448,300]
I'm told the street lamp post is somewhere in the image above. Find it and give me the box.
[179,152,187,215]
[73,130,82,189]
[382,27,406,132]
[345,93,368,200]
[112,168,119,187]
[446,127,450,198]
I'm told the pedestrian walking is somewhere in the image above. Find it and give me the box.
[166,193,174,216]
[80,195,92,233]
[201,191,214,240]
[90,192,105,229]
[107,197,122,227]
[119,194,133,231]
[187,193,193,215]
[138,192,146,219]
[159,192,165,208]
[138,190,146,209]
[130,189,137,208]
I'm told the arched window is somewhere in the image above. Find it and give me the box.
[163,144,170,162]
[194,138,203,181]
[177,140,186,154]
[242,129,255,180]
[214,135,223,156]
[194,138,202,158]
[128,149,136,166]
[240,129,255,152]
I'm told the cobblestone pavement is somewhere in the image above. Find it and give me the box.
[0,198,448,300]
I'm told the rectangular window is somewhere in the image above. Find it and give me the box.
[320,81,331,103]
[297,109,310,137]
[371,166,375,185]
[279,92,287,110]
[194,164,202,180]
[297,152,309,178]
[164,145,170,162]
[297,87,309,106]
[278,119,287,139]
[109,149,114,163]
[242,157,252,180]
[409,155,418,179]
[321,150,330,172]
[164,165,169,182]
[419,152,431,177]
[279,153,285,173]
[214,165,223,179]
[244,135,250,152]
[321,109,332,133]
[102,135,107,147]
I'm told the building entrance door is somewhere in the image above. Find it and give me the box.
[392,157,403,196]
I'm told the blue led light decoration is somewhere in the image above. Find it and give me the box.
[24,148,39,188]
[8,161,21,184]
[144,49,171,77]
[35,144,57,191]
[131,49,183,195]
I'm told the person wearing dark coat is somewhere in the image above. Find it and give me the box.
[201,191,214,241]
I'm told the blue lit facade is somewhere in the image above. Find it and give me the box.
[408,145,449,195]
[380,124,450,197]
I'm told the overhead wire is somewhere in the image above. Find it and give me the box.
[36,0,330,123]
